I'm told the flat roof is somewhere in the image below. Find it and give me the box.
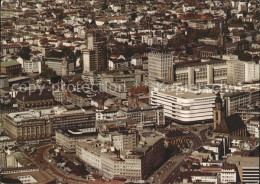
[8,76,30,83]
[226,156,259,168]
[161,90,216,99]
[3,171,56,184]
[11,152,32,166]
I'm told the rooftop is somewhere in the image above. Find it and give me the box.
[226,156,259,168]
[0,59,21,67]
[160,90,216,99]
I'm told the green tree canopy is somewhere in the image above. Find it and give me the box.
[238,52,252,61]
[18,47,31,60]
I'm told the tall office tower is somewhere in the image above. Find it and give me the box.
[218,18,227,58]
[148,48,174,89]
[83,30,107,73]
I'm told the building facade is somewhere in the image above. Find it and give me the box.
[83,31,107,73]
[173,59,227,85]
[0,60,22,78]
[45,57,74,76]
[148,49,174,89]
[2,111,52,142]
[0,75,9,89]
[76,134,164,181]
[151,89,216,124]
[55,128,97,152]
[2,107,96,142]
[227,56,259,84]
[223,92,250,116]
[118,105,165,127]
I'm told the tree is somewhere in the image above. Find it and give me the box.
[75,50,81,58]
[245,22,255,30]
[188,29,210,42]
[238,52,252,61]
[229,18,243,24]
[208,28,220,39]
[168,34,187,49]
[18,47,31,60]
[165,144,179,158]
[40,66,57,79]
[61,46,74,58]
[102,3,108,10]
[131,13,137,21]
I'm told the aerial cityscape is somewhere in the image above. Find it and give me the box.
[0,0,259,183]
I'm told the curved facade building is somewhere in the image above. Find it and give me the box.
[151,89,216,124]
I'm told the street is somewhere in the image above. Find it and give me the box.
[146,126,208,184]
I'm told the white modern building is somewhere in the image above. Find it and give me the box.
[150,89,216,124]
[220,164,237,183]
[246,116,259,138]
[148,49,174,89]
[23,59,41,73]
[191,173,218,184]
[76,133,164,181]
[226,54,259,84]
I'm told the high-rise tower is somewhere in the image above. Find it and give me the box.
[218,18,227,58]
[83,30,107,73]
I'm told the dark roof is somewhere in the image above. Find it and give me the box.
[175,59,226,68]
[200,45,218,53]
[0,178,22,184]
[57,129,98,138]
[214,114,246,134]
[16,89,54,102]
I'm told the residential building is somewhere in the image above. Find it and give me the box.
[246,116,259,138]
[23,59,41,73]
[108,55,128,70]
[131,53,142,66]
[191,172,218,184]
[98,129,138,151]
[0,60,22,78]
[0,75,9,89]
